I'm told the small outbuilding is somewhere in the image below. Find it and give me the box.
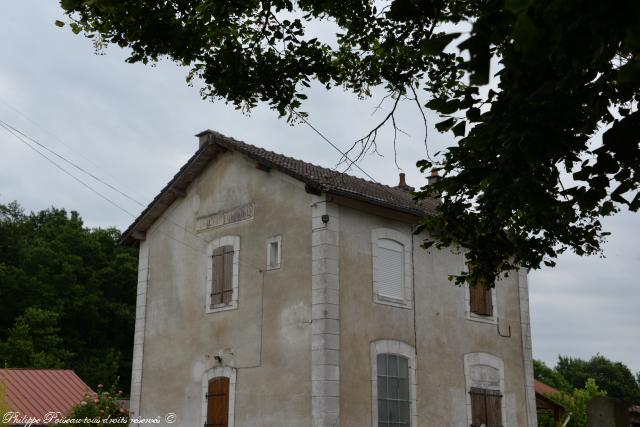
[535,379,567,423]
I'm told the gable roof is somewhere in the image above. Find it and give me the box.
[0,369,93,424]
[120,130,437,246]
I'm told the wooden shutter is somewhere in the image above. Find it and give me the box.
[211,247,224,306]
[470,281,492,316]
[222,246,234,304]
[376,239,404,300]
[206,377,229,427]
[470,387,486,427]
[469,387,502,427]
[211,246,234,306]
[485,389,502,427]
[483,284,493,316]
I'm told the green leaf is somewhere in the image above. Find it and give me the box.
[466,107,481,122]
[54,20,65,28]
[512,13,539,51]
[617,58,640,84]
[458,34,490,85]
[505,0,530,14]
[60,0,82,10]
[435,118,456,133]
[416,160,433,172]
[422,32,461,56]
[629,193,640,211]
[426,98,460,115]
[452,121,466,137]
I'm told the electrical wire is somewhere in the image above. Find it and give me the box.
[0,118,145,208]
[1,107,418,272]
[291,109,385,185]
[0,119,269,273]
[0,95,145,202]
[291,109,418,204]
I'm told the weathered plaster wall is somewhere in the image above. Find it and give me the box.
[136,151,313,426]
[337,202,533,427]
[132,147,535,427]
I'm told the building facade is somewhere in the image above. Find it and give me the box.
[122,130,537,427]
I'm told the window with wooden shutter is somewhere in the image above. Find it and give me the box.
[467,263,494,317]
[206,377,229,427]
[211,245,234,307]
[469,387,502,427]
[469,281,493,316]
[376,239,404,300]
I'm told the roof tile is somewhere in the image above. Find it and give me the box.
[121,130,438,246]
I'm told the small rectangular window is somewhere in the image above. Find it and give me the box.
[266,236,281,270]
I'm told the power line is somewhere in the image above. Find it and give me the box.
[292,110,416,205]
[0,95,145,201]
[0,120,268,272]
[0,118,145,208]
[1,110,411,271]
[291,109,385,185]
[0,121,140,219]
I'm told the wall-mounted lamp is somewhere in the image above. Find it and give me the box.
[321,214,330,225]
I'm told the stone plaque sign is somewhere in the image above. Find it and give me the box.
[196,203,254,231]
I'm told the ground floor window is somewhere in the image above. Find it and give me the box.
[464,353,505,427]
[469,387,503,427]
[377,354,411,427]
[371,340,417,427]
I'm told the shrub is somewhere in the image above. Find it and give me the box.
[63,382,129,426]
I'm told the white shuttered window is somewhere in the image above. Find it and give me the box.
[376,238,404,300]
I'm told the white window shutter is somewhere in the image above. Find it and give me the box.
[376,239,404,300]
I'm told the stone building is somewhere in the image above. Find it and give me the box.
[121,130,537,427]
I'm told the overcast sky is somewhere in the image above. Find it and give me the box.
[1,2,638,374]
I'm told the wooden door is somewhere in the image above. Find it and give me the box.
[206,377,229,427]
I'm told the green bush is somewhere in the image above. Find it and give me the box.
[545,378,607,427]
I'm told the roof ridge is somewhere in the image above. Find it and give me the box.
[120,130,438,246]
[212,132,409,192]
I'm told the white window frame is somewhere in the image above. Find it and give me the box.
[201,366,236,427]
[266,235,282,271]
[463,352,506,427]
[371,228,413,308]
[206,235,240,313]
[371,340,417,427]
[464,281,498,324]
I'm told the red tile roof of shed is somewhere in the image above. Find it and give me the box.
[535,379,561,397]
[0,369,93,424]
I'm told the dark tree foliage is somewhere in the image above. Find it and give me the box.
[56,0,640,285]
[0,201,137,392]
[533,356,640,404]
[556,355,640,404]
[532,359,571,393]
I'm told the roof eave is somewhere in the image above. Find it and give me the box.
[119,143,226,247]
